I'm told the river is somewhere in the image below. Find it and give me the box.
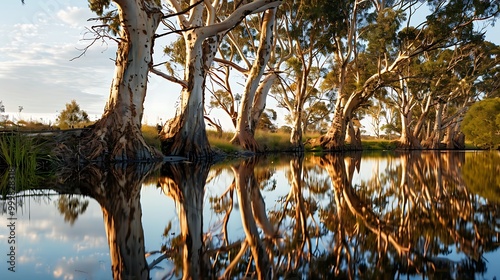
[1,150,499,279]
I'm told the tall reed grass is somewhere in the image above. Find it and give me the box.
[0,133,53,196]
[0,133,39,170]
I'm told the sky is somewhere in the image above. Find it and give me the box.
[0,0,183,126]
[0,1,499,130]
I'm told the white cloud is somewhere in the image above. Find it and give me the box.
[0,41,114,116]
[53,256,110,279]
[57,6,88,28]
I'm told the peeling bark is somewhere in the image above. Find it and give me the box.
[81,0,163,162]
[231,8,277,152]
[161,1,281,158]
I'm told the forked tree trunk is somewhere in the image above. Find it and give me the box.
[317,99,347,151]
[250,73,279,135]
[162,1,281,158]
[82,0,163,162]
[231,8,277,152]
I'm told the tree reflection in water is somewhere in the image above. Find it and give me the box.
[55,163,160,280]
[52,152,500,279]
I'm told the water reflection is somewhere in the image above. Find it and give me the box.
[53,163,160,279]
[1,151,499,279]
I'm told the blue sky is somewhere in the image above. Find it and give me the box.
[0,0,182,126]
[0,1,499,129]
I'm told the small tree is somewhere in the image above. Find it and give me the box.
[461,98,500,149]
[56,100,90,129]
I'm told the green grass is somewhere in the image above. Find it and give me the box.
[142,126,402,154]
[361,139,398,150]
[207,130,242,153]
[0,133,39,169]
[141,125,161,149]
[255,130,294,151]
[0,133,55,197]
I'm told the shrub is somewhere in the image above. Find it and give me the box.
[462,98,500,149]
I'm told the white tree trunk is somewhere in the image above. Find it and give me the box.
[231,8,277,151]
[83,0,163,162]
[162,0,281,157]
[250,73,279,133]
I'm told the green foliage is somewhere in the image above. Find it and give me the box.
[56,100,91,129]
[87,0,120,35]
[361,8,405,57]
[257,109,278,132]
[141,125,161,149]
[461,98,500,149]
[163,37,186,74]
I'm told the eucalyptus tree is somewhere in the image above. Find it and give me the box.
[317,0,409,150]
[389,38,500,149]
[317,0,499,150]
[423,41,500,148]
[229,8,279,151]
[271,0,339,150]
[156,0,282,158]
[205,5,281,151]
[80,0,163,162]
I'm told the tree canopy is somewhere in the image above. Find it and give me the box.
[56,100,90,129]
[461,98,500,149]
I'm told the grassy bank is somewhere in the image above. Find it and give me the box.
[140,125,403,154]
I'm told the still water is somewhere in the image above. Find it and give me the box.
[1,151,499,279]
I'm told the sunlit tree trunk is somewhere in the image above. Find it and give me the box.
[289,106,304,150]
[161,1,281,159]
[250,73,279,135]
[83,0,163,162]
[231,8,277,152]
[160,27,216,159]
[318,99,346,150]
[396,77,422,149]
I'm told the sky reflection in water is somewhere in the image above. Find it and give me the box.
[1,151,499,279]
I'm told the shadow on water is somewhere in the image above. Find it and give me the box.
[1,151,500,279]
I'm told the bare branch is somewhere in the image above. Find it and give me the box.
[70,25,118,62]
[150,68,187,88]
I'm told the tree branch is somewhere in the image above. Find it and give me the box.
[197,0,282,41]
[150,68,188,88]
